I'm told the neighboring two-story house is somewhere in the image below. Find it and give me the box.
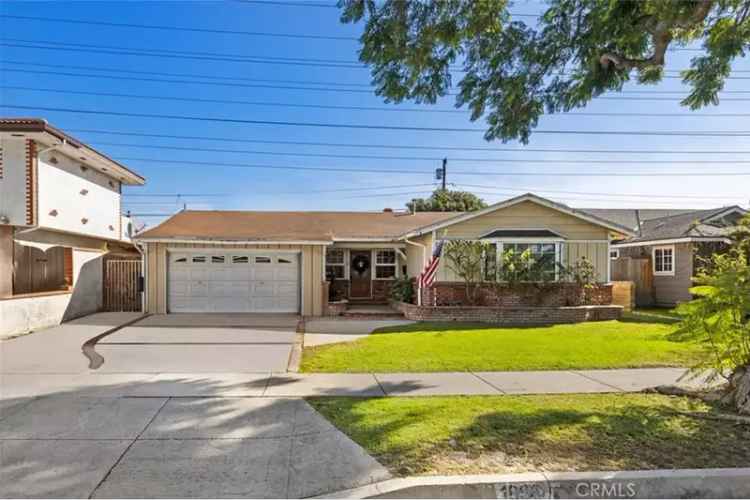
[0,118,145,337]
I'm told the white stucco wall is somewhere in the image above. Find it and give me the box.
[0,139,30,226]
[37,151,121,241]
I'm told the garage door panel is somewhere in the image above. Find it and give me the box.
[253,268,275,281]
[168,251,300,314]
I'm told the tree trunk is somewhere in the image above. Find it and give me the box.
[721,366,750,415]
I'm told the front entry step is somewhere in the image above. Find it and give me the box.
[343,305,404,319]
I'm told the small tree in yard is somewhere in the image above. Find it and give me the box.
[443,240,491,305]
[673,214,750,414]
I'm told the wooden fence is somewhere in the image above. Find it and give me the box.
[611,256,654,306]
[104,259,142,312]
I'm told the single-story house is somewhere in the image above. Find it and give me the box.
[585,206,747,306]
[0,118,145,338]
[134,193,633,317]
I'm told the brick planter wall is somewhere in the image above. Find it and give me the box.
[420,281,612,308]
[325,300,348,317]
[328,279,395,303]
[391,300,622,325]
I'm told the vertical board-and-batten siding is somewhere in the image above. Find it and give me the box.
[416,201,612,282]
[145,242,323,316]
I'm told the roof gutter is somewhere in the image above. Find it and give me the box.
[612,237,732,248]
[133,237,333,245]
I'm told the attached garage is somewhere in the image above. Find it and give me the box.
[168,251,300,313]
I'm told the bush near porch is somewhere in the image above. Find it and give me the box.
[420,281,612,307]
[300,320,704,373]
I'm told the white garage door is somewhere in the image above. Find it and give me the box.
[168,252,300,313]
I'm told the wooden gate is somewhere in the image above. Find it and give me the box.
[104,259,142,312]
[611,256,654,306]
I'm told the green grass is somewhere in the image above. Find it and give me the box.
[301,320,703,373]
[309,394,750,475]
[631,307,683,319]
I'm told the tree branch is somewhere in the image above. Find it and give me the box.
[599,0,715,71]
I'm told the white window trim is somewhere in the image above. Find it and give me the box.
[325,248,348,280]
[610,248,620,260]
[372,248,399,280]
[652,245,675,276]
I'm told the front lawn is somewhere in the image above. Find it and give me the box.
[301,320,703,373]
[309,394,750,475]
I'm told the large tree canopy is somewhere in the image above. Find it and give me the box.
[340,0,750,142]
[407,188,487,212]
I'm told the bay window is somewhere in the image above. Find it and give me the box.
[482,241,561,281]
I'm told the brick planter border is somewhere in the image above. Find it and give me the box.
[390,301,622,325]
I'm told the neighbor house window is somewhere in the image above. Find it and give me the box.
[483,244,497,281]
[374,249,397,279]
[653,246,674,275]
[610,249,620,260]
[326,249,346,279]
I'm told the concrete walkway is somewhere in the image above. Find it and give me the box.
[1,367,708,400]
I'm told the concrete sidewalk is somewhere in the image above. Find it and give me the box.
[1,367,709,399]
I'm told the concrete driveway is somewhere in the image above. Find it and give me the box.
[0,313,390,498]
[94,313,300,373]
[0,394,389,498]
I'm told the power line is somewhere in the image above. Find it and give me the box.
[454,183,744,201]
[7,104,750,136]
[0,14,360,41]
[0,38,735,76]
[122,193,227,197]
[2,60,373,87]
[9,85,750,118]
[0,40,365,69]
[103,156,750,177]
[82,141,750,165]
[67,128,750,155]
[8,67,750,100]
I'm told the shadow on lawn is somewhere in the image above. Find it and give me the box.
[309,395,750,476]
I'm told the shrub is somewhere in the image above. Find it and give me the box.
[390,275,414,303]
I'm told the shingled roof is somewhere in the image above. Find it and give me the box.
[135,210,459,242]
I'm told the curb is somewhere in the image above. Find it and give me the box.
[81,313,150,369]
[316,467,750,499]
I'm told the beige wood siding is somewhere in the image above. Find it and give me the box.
[562,241,609,282]
[412,201,612,283]
[437,200,610,240]
[144,242,324,316]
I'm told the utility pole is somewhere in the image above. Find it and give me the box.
[442,157,447,190]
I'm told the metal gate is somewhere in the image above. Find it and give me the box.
[104,259,142,312]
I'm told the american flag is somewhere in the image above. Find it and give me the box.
[419,240,445,288]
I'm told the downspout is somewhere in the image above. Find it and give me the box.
[134,239,148,313]
[404,237,425,306]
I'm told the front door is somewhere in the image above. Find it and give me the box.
[349,250,371,298]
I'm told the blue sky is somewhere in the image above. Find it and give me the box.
[1,1,749,228]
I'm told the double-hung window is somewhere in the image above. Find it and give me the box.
[653,246,674,276]
[325,249,346,279]
[374,249,397,279]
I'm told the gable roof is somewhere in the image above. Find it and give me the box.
[401,193,637,238]
[579,208,700,233]
[614,206,747,245]
[135,210,459,243]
